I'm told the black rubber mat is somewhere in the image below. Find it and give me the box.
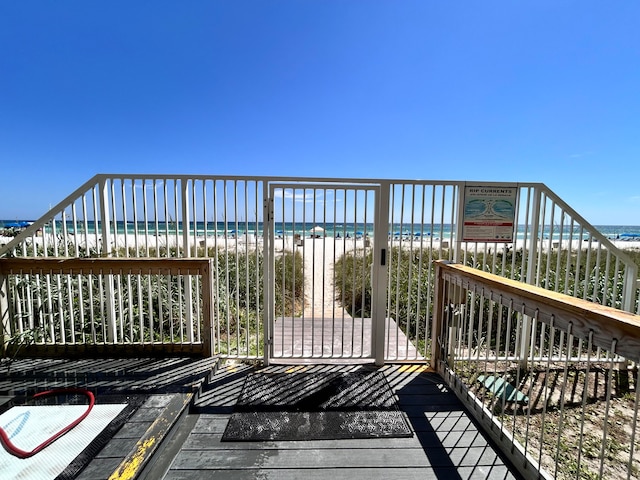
[222,410,412,441]
[57,394,145,480]
[222,370,412,441]
[235,370,397,411]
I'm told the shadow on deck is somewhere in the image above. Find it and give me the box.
[0,358,524,480]
[272,317,422,360]
[171,362,523,480]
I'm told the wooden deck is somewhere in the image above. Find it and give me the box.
[0,359,524,480]
[0,357,218,480]
[272,316,422,360]
[166,362,523,480]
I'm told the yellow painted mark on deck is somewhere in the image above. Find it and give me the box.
[108,436,157,480]
[398,365,430,373]
[285,365,307,373]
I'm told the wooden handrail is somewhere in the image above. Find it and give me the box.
[434,260,640,363]
[0,257,214,357]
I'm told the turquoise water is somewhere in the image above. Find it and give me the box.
[2,220,640,241]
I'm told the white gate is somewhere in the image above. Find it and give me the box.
[265,183,388,364]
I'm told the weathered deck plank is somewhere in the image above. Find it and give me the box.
[0,359,523,479]
[0,357,218,480]
[165,466,516,480]
[272,317,422,359]
[166,363,522,480]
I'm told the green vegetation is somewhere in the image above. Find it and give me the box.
[209,247,304,356]
[335,246,640,351]
[2,246,304,358]
[334,246,442,352]
[467,246,640,311]
[4,240,639,361]
[1,327,42,372]
[464,247,640,357]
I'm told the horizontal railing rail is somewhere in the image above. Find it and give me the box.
[433,260,640,480]
[0,258,213,358]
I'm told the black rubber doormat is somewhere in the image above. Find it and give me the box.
[222,370,412,441]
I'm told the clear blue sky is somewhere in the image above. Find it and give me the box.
[1,1,639,224]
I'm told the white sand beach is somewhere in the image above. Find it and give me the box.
[3,230,640,256]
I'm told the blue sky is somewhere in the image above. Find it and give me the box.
[1,1,639,224]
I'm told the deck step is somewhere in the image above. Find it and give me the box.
[106,360,221,479]
[107,393,193,480]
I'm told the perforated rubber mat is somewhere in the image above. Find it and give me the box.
[222,370,412,441]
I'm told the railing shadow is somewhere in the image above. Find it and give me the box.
[0,357,218,395]
[387,367,524,480]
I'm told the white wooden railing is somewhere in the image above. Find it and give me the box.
[0,174,638,362]
[432,261,640,480]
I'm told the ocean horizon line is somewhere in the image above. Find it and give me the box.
[2,219,640,240]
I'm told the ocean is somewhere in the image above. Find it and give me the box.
[1,220,640,241]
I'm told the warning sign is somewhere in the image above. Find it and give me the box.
[462,186,517,242]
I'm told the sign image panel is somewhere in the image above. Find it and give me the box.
[462,186,517,242]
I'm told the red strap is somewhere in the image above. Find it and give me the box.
[0,388,95,459]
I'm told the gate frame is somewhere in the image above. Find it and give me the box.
[264,181,387,365]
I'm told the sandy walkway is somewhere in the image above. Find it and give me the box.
[299,237,364,318]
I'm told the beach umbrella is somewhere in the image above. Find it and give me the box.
[310,226,324,232]
[4,221,30,228]
[356,231,364,235]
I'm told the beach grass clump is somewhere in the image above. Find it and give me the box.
[335,244,640,353]
[210,248,303,356]
[274,250,305,317]
[4,270,202,346]
[442,247,640,356]
[467,246,639,311]
[333,250,372,319]
[3,247,304,357]
[334,246,441,344]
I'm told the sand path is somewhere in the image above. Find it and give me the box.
[301,237,361,318]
